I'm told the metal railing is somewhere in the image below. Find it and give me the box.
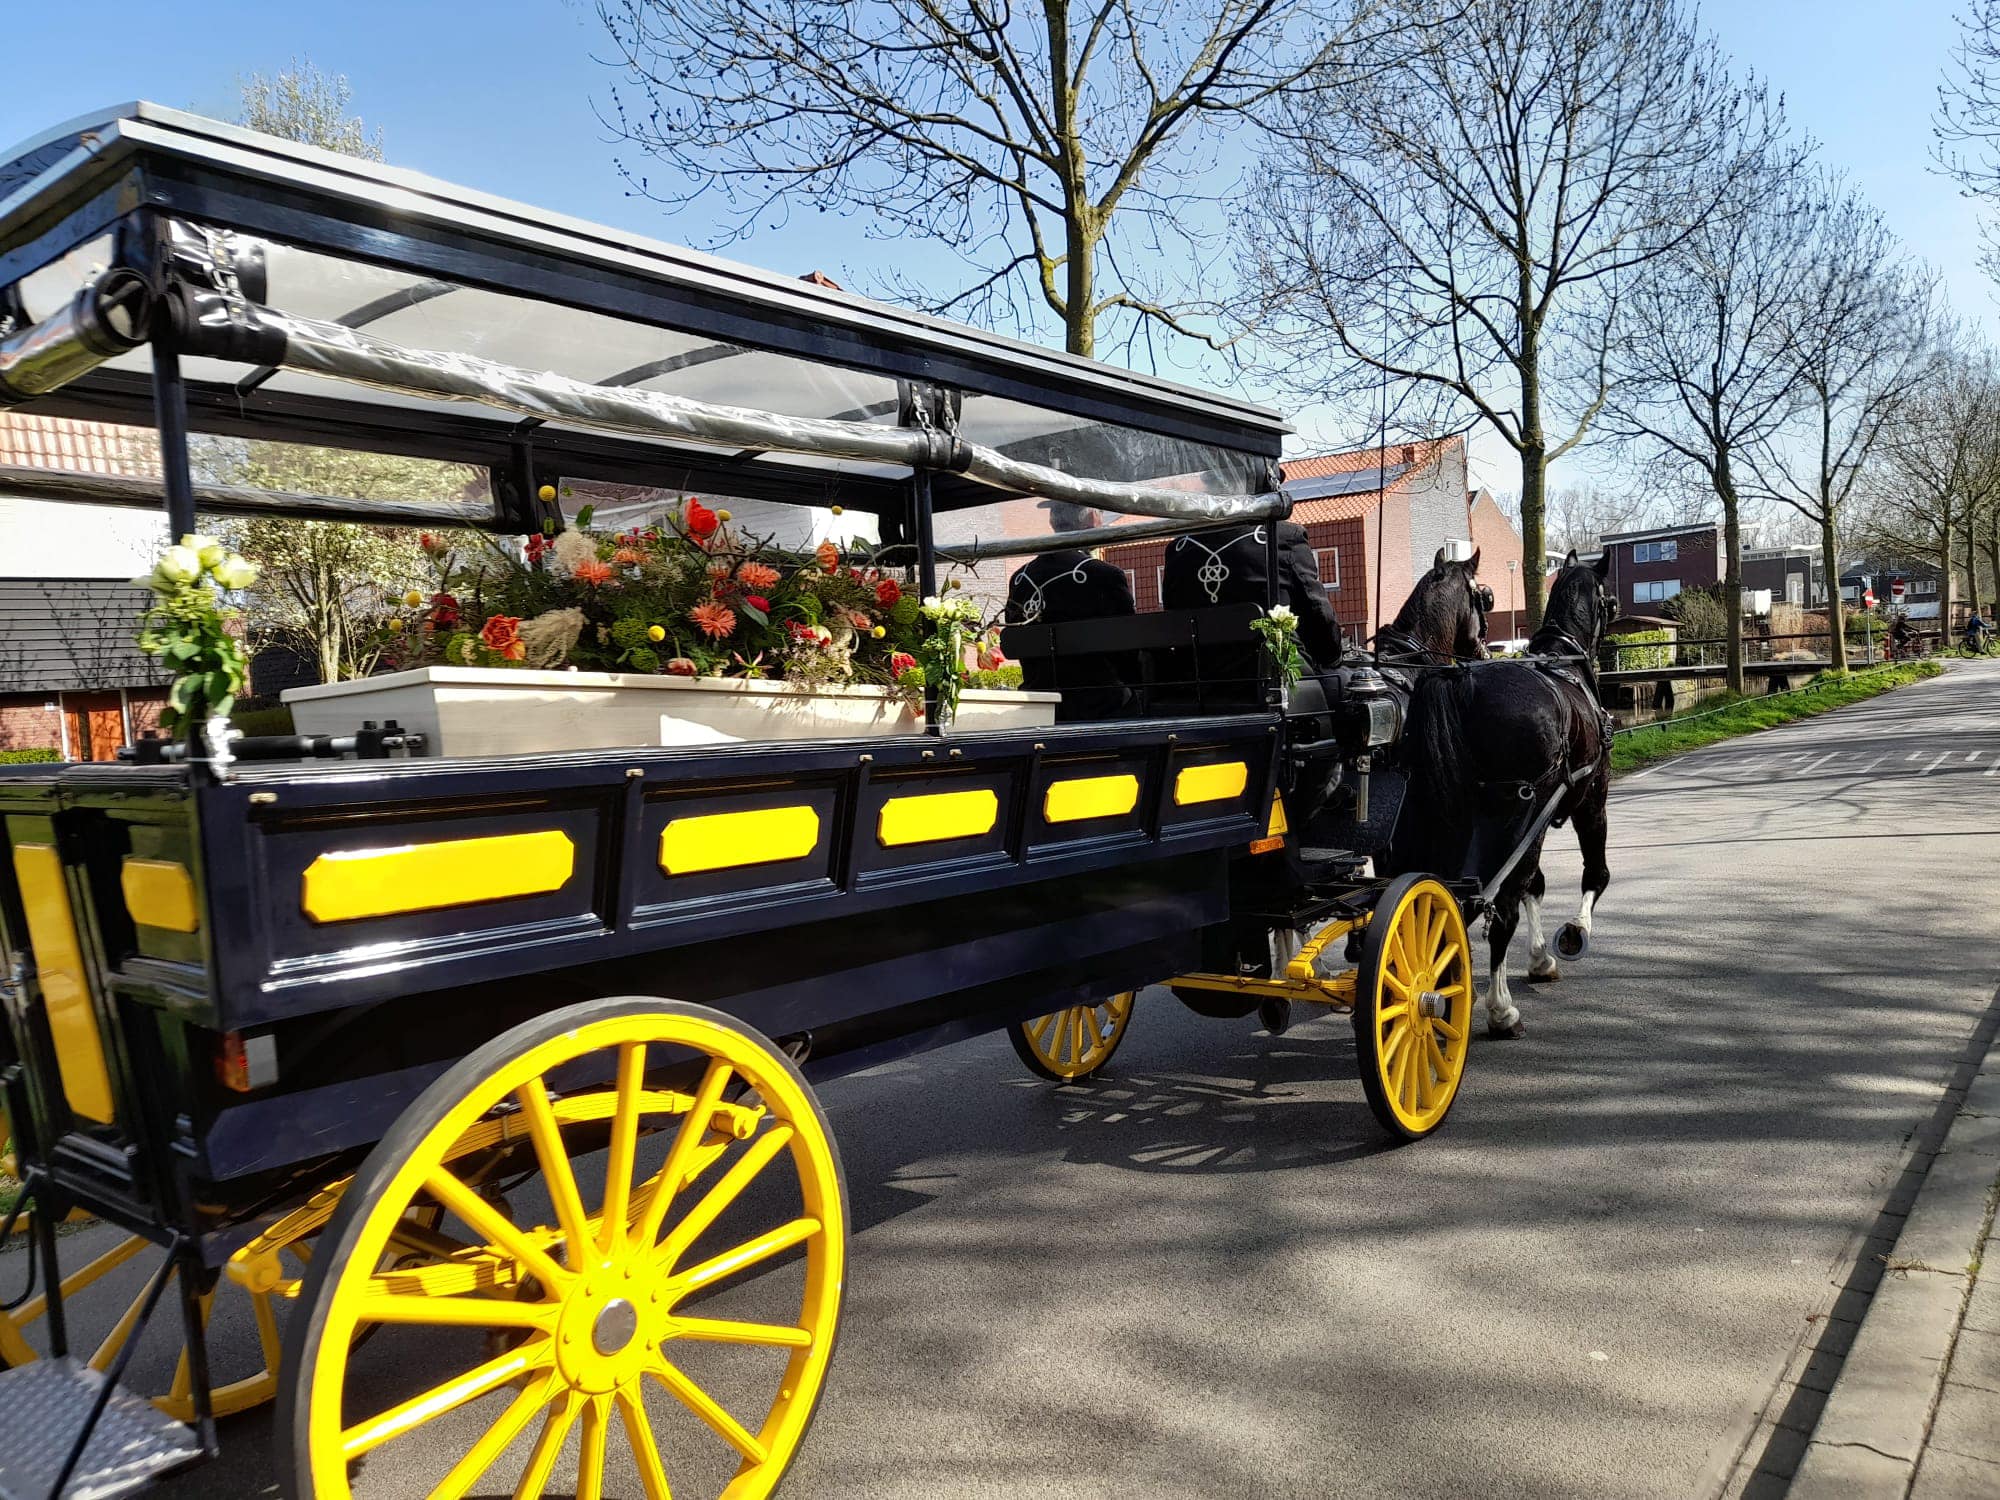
[1601,630,1946,672]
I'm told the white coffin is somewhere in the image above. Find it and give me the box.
[282,666,1058,757]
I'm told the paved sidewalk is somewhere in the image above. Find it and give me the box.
[1784,1027,2000,1498]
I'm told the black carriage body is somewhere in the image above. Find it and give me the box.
[0,104,1300,1273]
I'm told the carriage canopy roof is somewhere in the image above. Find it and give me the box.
[0,104,1288,528]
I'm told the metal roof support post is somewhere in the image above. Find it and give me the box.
[149,338,197,542]
[901,380,946,735]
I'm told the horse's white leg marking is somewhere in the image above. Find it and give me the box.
[1484,949,1520,1028]
[1572,890,1599,937]
[1525,893,1558,978]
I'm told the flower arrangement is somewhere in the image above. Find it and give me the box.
[367,500,1016,709]
[135,534,260,730]
[1250,603,1303,688]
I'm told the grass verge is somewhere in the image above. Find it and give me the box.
[1610,661,1943,776]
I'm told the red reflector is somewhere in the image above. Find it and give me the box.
[217,1032,251,1092]
[1248,835,1285,855]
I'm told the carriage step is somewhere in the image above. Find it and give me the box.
[0,1357,203,1500]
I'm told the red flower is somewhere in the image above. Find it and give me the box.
[685,499,719,541]
[876,577,902,609]
[524,533,551,563]
[480,615,524,660]
[665,657,697,677]
[573,559,616,587]
[429,593,461,628]
[418,532,440,553]
[848,611,872,632]
[743,594,771,612]
[890,651,918,676]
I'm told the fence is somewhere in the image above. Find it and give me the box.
[1599,630,1945,672]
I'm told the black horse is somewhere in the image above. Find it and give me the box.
[1376,548,1493,667]
[1395,553,1613,1038]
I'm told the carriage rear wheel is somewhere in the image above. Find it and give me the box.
[1353,875,1474,1141]
[1010,993,1136,1082]
[279,996,847,1500]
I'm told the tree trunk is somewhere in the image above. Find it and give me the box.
[1964,518,1982,632]
[1940,513,1956,644]
[1063,215,1095,358]
[1715,452,1745,695]
[1820,509,1847,672]
[1518,445,1548,629]
[1984,512,1999,623]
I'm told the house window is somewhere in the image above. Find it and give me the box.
[1632,540,1679,564]
[1841,584,1859,601]
[1785,576,1804,606]
[1910,578,1938,598]
[1313,548,1341,590]
[1633,579,1682,604]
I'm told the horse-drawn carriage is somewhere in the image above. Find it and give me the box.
[0,106,1606,1500]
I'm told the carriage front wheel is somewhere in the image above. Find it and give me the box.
[1353,875,1474,1141]
[279,995,848,1500]
[1009,993,1136,1082]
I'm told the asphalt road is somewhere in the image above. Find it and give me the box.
[22,659,2000,1498]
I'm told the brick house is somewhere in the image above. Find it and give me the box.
[1100,436,1514,646]
[1599,522,1723,616]
[0,577,169,759]
[1743,544,1824,609]
[1467,488,1528,641]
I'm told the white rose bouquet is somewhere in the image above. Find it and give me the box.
[135,533,260,732]
[1250,603,1304,688]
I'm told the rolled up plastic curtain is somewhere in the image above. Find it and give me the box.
[0,272,150,407]
[248,304,1288,526]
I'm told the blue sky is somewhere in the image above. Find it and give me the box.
[1,0,1991,495]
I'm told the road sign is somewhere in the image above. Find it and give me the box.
[1891,577,1906,601]
[1863,589,1877,609]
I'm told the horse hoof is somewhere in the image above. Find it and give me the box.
[1258,998,1293,1037]
[1555,923,1589,960]
[1526,963,1561,984]
[1487,1018,1527,1039]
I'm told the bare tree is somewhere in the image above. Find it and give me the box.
[1746,182,1939,671]
[1936,1,2000,280]
[1244,0,1766,627]
[1867,350,2000,632]
[594,0,1374,360]
[1605,115,1813,693]
[1496,483,1656,558]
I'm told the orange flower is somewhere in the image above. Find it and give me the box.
[689,600,737,639]
[613,547,647,566]
[814,540,840,573]
[573,559,616,586]
[737,561,782,592]
[708,561,732,584]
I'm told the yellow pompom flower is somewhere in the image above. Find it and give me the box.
[537,484,556,502]
[830,504,844,516]
[386,618,405,635]
[872,625,886,639]
[403,589,424,608]
[716,509,732,523]
[647,625,666,642]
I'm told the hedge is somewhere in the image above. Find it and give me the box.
[1604,629,1672,670]
[0,748,60,765]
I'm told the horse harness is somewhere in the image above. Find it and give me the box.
[1481,630,1613,821]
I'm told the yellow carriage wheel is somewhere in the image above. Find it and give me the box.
[1353,875,1473,1141]
[1009,993,1136,1082]
[279,996,847,1500]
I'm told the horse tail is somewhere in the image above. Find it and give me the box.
[1405,666,1477,834]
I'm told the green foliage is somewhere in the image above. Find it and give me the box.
[0,748,60,765]
[1604,628,1672,670]
[1610,661,1941,774]
[1249,607,1303,688]
[965,663,1024,690]
[1665,587,1728,665]
[239,62,384,159]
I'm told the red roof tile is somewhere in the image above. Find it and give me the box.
[1282,436,1458,526]
[0,412,162,479]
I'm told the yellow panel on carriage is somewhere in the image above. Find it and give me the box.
[876,788,1000,846]
[1042,773,1141,824]
[299,829,577,924]
[10,843,117,1125]
[658,805,823,875]
[120,857,201,934]
[1172,760,1249,806]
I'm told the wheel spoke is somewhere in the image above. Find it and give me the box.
[1393,1031,1416,1110]
[617,1381,675,1500]
[342,1344,547,1461]
[519,1078,595,1271]
[1434,941,1464,980]
[1424,1029,1454,1090]
[1028,1012,1057,1048]
[652,1355,770,1465]
[1375,1000,1410,1026]
[672,1315,813,1348]
[1380,969,1412,1002]
[657,1124,795,1269]
[431,1375,554,1500]
[1431,1015,1464,1044]
[602,1042,649,1253]
[512,1389,583,1500]
[674,1216,822,1295]
[424,1167,571,1291]
[577,1394,610,1500]
[352,1291,555,1329]
[1412,1034,1434,1112]
[634,1059,733,1252]
[1422,900,1447,965]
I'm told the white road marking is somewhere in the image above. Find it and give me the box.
[1795,753,1841,776]
[1907,750,1925,761]
[1919,751,1951,776]
[1858,754,1886,775]
[1970,750,1985,763]
[1988,761,2000,777]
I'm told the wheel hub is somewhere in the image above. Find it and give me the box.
[1418,989,1448,1019]
[555,1262,668,1393]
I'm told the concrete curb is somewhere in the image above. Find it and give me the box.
[1786,1049,2000,1497]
